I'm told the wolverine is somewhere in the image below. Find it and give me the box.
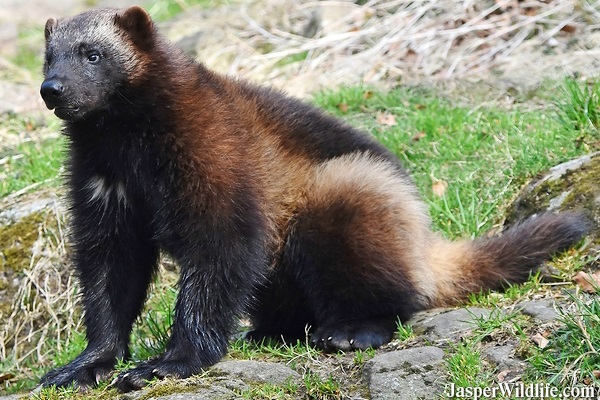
[39,6,590,392]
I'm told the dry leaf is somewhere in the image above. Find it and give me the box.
[431,179,448,197]
[376,112,397,126]
[540,330,551,338]
[497,370,510,382]
[337,103,349,113]
[594,370,600,379]
[523,6,538,17]
[0,373,15,383]
[531,333,549,349]
[404,48,418,64]
[362,90,374,100]
[573,271,600,293]
[412,131,426,141]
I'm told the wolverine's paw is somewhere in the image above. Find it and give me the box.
[40,361,114,390]
[112,357,201,392]
[311,319,395,352]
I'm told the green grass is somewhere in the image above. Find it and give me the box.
[0,138,64,197]
[528,291,600,387]
[12,27,45,76]
[352,347,375,368]
[446,342,491,389]
[396,319,415,342]
[314,84,595,238]
[556,77,600,136]
[130,284,177,361]
[0,116,64,198]
[229,337,319,367]
[238,381,300,399]
[145,0,232,21]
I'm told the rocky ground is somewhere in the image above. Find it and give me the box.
[0,300,578,399]
[114,301,576,399]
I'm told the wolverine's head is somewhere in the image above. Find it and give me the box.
[40,6,156,121]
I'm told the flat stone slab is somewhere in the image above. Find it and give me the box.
[363,346,446,400]
[139,386,238,400]
[212,360,302,386]
[482,343,527,372]
[409,307,493,342]
[516,299,560,322]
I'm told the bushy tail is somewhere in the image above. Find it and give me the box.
[428,212,592,306]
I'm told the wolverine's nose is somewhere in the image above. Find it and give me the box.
[40,79,65,103]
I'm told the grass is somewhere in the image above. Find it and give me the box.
[396,319,415,342]
[130,282,177,361]
[529,291,600,387]
[314,83,596,238]
[12,27,45,77]
[0,114,63,198]
[556,77,600,136]
[0,137,64,198]
[1,76,598,398]
[144,0,232,21]
[446,342,491,389]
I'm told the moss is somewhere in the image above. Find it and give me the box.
[505,155,600,246]
[560,158,600,213]
[0,210,58,333]
[0,212,48,273]
[237,380,301,399]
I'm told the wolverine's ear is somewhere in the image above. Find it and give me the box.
[44,18,57,42]
[114,6,154,50]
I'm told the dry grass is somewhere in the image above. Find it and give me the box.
[164,0,600,96]
[0,195,78,382]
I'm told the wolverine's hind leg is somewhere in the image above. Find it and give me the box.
[282,153,435,351]
[248,267,315,343]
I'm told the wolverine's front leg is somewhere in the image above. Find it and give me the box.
[113,210,268,392]
[40,184,158,390]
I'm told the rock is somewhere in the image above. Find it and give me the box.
[126,386,238,400]
[409,307,493,342]
[482,344,526,371]
[504,152,600,242]
[212,360,302,386]
[363,346,445,400]
[123,361,303,400]
[0,195,61,223]
[517,299,559,322]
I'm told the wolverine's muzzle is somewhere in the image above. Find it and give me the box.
[40,78,80,120]
[40,78,64,107]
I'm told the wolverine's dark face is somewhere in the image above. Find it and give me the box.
[40,8,154,121]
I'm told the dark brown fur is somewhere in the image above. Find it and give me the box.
[38,6,591,391]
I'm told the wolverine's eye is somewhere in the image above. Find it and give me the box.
[87,52,101,63]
